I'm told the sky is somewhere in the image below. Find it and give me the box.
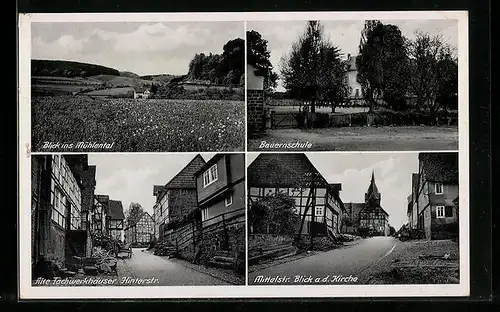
[31,22,244,76]
[88,153,215,216]
[247,19,459,92]
[247,153,419,229]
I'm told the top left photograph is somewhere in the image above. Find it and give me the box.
[28,20,245,152]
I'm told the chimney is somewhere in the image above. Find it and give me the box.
[347,53,351,59]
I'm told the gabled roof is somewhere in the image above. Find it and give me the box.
[248,153,330,188]
[164,154,206,189]
[108,200,125,220]
[419,153,458,183]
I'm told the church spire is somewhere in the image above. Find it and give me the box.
[365,170,380,205]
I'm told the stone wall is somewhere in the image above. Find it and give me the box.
[248,234,293,250]
[247,89,265,137]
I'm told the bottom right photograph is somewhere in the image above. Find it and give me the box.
[247,152,460,285]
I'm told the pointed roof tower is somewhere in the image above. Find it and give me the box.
[365,170,381,206]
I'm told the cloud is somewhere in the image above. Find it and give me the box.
[31,21,243,75]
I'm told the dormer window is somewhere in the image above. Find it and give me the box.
[435,183,443,194]
[203,164,218,187]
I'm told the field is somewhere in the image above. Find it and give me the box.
[32,96,245,152]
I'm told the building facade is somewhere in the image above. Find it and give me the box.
[411,153,459,240]
[248,153,345,237]
[106,200,125,241]
[153,154,206,238]
[31,155,95,268]
[345,54,363,100]
[124,212,155,246]
[344,172,390,236]
[195,153,246,227]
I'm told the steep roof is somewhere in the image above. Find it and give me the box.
[165,154,206,189]
[366,171,381,201]
[419,153,458,183]
[248,153,330,188]
[108,200,125,220]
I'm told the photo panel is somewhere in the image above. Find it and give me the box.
[246,152,464,286]
[28,153,246,288]
[247,19,461,152]
[29,20,245,153]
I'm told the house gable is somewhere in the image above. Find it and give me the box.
[248,153,329,188]
[165,154,206,189]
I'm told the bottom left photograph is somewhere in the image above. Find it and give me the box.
[30,153,246,286]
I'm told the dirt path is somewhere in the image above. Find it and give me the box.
[249,126,458,151]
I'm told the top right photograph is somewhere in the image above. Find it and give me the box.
[247,19,461,151]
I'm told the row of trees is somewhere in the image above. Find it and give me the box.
[356,20,458,112]
[187,38,245,86]
[247,20,458,114]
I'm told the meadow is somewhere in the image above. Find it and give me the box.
[32,96,245,152]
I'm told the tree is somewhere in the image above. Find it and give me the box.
[247,30,278,91]
[408,31,458,113]
[356,21,410,111]
[125,202,144,227]
[389,226,396,236]
[249,192,300,235]
[280,21,349,119]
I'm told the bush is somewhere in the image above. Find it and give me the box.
[315,113,330,128]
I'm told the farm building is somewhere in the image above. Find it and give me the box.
[124,212,155,246]
[152,155,207,239]
[345,54,364,100]
[247,153,346,239]
[134,86,151,99]
[106,200,125,241]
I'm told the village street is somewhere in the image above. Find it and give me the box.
[116,248,231,286]
[249,236,460,285]
[249,236,398,285]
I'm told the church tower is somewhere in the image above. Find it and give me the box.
[364,171,381,207]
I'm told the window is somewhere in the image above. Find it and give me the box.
[435,183,443,194]
[436,205,445,218]
[445,206,453,217]
[314,206,323,216]
[203,164,218,187]
[201,209,209,221]
[225,194,233,207]
[51,187,66,228]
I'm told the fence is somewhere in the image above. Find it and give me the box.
[162,208,245,263]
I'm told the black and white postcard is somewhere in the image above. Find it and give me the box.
[247,18,463,151]
[18,11,469,299]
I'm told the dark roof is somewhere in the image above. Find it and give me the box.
[366,171,380,200]
[95,194,109,204]
[108,200,125,220]
[419,153,458,183]
[195,154,225,177]
[153,185,164,196]
[164,154,206,189]
[344,202,365,220]
[248,153,330,188]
